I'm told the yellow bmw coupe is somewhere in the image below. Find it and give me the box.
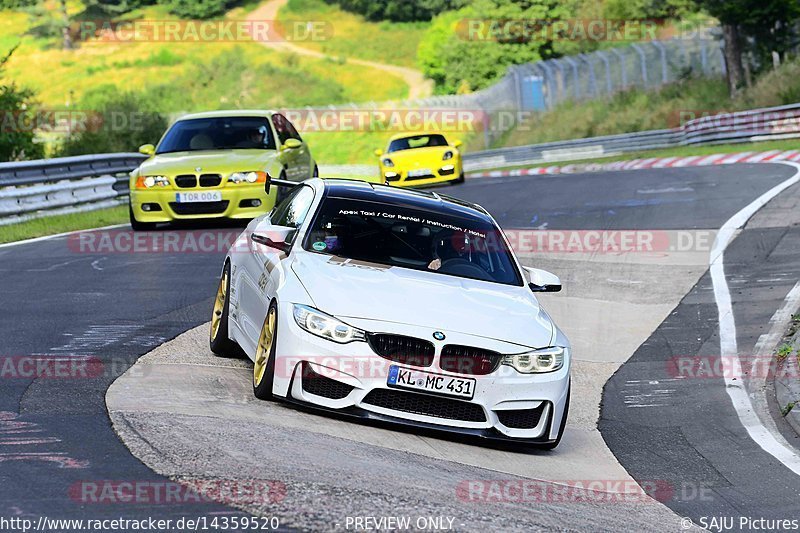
[375,132,464,187]
[129,110,317,230]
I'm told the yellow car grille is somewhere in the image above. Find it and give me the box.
[174,174,223,188]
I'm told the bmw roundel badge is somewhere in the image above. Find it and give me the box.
[433,331,446,341]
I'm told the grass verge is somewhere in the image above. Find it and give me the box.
[0,205,127,244]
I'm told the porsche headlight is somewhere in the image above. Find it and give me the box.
[292,304,366,344]
[502,346,566,373]
[136,175,169,188]
[381,158,394,168]
[442,150,454,161]
[228,171,266,184]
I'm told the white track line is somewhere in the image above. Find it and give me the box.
[710,161,800,475]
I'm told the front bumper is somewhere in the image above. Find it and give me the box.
[382,162,463,187]
[130,185,277,222]
[271,304,570,443]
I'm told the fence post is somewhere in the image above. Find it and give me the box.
[564,56,581,100]
[580,54,598,97]
[610,47,627,89]
[596,51,613,95]
[632,44,648,88]
[652,41,668,85]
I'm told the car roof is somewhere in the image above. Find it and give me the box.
[318,179,490,221]
[176,110,277,121]
[387,131,451,142]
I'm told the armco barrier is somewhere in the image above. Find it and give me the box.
[463,102,800,172]
[0,153,145,225]
[1,102,799,224]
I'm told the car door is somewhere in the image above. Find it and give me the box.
[236,185,316,350]
[272,113,303,181]
[284,117,313,179]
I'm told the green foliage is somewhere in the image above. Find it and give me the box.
[0,45,43,161]
[695,0,800,70]
[80,0,157,17]
[0,0,36,8]
[165,0,233,19]
[418,0,571,94]
[322,0,466,22]
[55,86,168,156]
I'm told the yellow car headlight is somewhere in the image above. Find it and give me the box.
[442,151,454,161]
[381,158,394,168]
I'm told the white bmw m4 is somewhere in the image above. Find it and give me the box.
[210,178,571,448]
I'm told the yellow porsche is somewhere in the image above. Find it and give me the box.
[375,132,464,187]
[129,110,317,230]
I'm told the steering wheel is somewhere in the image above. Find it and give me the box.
[439,258,490,279]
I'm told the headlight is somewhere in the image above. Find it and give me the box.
[292,304,366,344]
[135,175,169,188]
[502,346,566,373]
[381,158,394,168]
[442,151,454,161]
[228,171,266,184]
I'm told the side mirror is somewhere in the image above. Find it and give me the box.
[282,138,302,150]
[523,266,561,293]
[250,225,295,253]
[139,144,155,156]
[374,149,383,157]
[452,140,462,148]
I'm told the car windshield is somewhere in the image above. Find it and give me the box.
[303,197,522,286]
[156,117,276,153]
[387,134,448,153]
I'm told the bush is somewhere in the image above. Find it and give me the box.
[55,86,168,156]
[0,46,42,161]
[418,0,570,94]
[322,0,466,22]
[164,0,232,19]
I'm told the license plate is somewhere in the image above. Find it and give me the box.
[387,365,476,399]
[407,168,431,178]
[175,191,222,203]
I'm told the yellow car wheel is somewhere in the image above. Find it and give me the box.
[209,262,240,357]
[253,301,278,400]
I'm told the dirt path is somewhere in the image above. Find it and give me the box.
[247,0,433,100]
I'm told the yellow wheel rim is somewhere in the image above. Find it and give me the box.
[210,270,228,342]
[254,307,276,387]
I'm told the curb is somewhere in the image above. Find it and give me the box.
[775,322,800,438]
[466,149,800,179]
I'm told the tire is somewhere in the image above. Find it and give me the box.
[539,382,570,450]
[312,164,319,178]
[209,262,240,357]
[453,172,465,185]
[129,205,157,231]
[253,300,278,400]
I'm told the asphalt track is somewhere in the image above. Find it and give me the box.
[1,163,799,530]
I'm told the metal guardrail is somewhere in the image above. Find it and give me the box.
[1,102,798,224]
[463,102,800,171]
[0,153,145,225]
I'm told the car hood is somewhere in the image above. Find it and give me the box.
[385,146,455,167]
[291,252,553,349]
[138,150,276,175]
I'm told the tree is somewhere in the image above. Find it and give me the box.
[418,0,571,94]
[694,0,800,95]
[324,0,468,22]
